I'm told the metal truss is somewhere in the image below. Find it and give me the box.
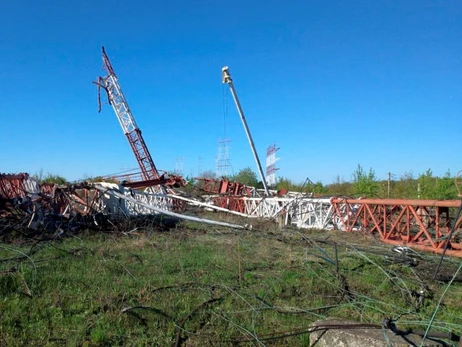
[287,198,334,229]
[94,47,159,181]
[0,173,40,199]
[210,196,334,230]
[207,194,462,257]
[25,183,173,221]
[92,183,172,216]
[330,198,462,256]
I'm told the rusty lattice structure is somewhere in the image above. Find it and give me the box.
[93,48,185,190]
[331,198,462,257]
[196,178,253,196]
[197,184,462,257]
[93,47,160,182]
[0,173,248,235]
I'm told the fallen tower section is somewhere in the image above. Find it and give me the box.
[1,172,461,257]
[0,173,247,236]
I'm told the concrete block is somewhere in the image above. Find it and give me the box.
[309,318,448,347]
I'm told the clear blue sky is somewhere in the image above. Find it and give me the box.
[0,1,460,184]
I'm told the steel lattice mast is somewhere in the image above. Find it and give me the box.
[94,47,160,181]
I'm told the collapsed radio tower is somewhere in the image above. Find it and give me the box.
[93,47,160,182]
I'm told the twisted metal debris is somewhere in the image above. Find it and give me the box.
[2,172,462,257]
[0,173,246,237]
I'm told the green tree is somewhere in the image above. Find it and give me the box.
[393,171,417,199]
[311,181,328,195]
[32,169,67,185]
[275,177,297,191]
[42,173,68,185]
[351,164,380,197]
[325,175,352,196]
[233,167,258,187]
[437,170,458,199]
[417,169,457,200]
[299,179,328,195]
[417,169,437,199]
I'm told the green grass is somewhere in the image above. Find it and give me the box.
[1,219,462,346]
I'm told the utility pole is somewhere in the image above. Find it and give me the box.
[222,66,270,196]
[387,172,391,198]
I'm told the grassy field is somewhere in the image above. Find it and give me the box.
[1,213,462,346]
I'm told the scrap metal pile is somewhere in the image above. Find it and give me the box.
[0,173,163,235]
[2,172,462,258]
[0,173,244,238]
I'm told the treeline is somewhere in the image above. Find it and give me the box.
[274,165,459,200]
[199,165,460,200]
[32,170,68,185]
[33,164,461,201]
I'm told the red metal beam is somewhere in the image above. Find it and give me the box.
[331,198,462,257]
[0,173,29,199]
[195,178,251,196]
[331,198,461,208]
[122,174,185,189]
[126,129,159,181]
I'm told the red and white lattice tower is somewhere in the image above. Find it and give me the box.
[266,144,280,186]
[93,47,159,182]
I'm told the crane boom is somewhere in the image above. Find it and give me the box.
[94,47,160,181]
[222,66,270,196]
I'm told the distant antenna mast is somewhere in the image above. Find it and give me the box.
[266,144,280,186]
[216,83,231,178]
[216,138,231,177]
[222,66,270,196]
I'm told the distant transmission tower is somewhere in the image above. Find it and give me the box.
[215,84,232,178]
[216,138,231,178]
[266,143,280,186]
[197,156,203,177]
[174,157,185,175]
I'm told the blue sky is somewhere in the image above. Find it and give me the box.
[0,1,460,184]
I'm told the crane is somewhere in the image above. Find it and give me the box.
[93,47,160,183]
[222,66,270,196]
